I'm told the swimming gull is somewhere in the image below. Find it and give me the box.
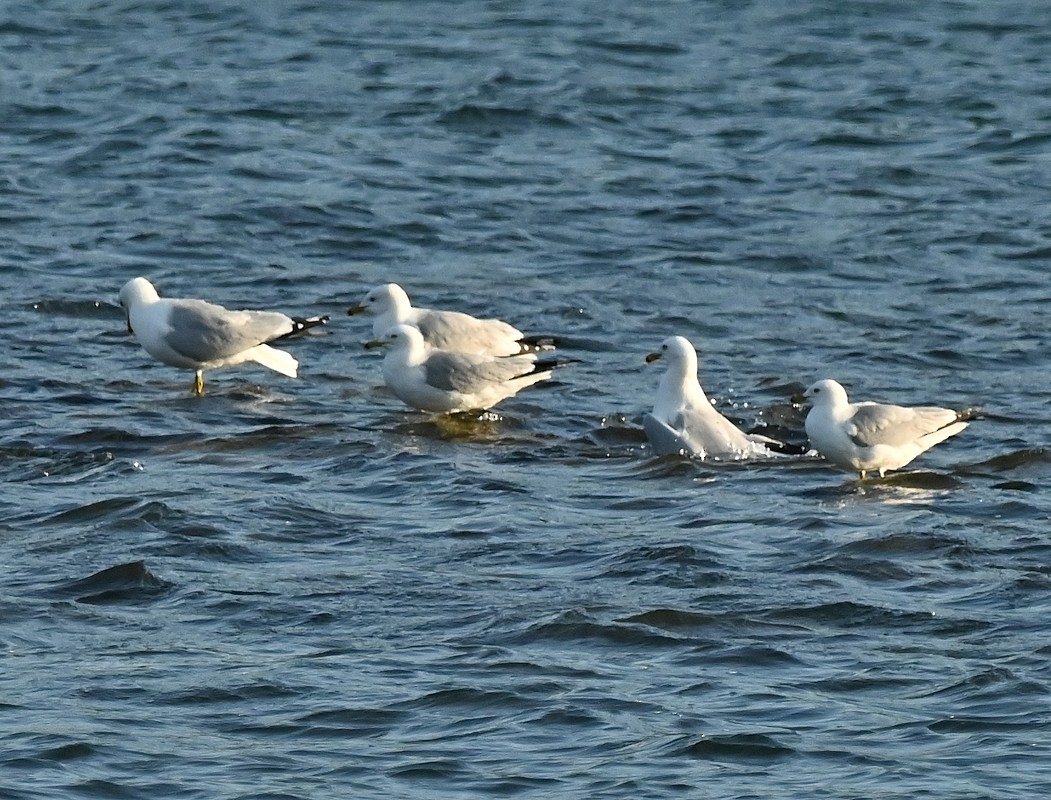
[348,282,553,357]
[803,378,971,479]
[644,335,790,459]
[118,277,328,395]
[364,323,571,413]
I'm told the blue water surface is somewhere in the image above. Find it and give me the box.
[2,2,1051,798]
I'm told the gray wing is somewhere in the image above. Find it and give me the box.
[423,351,534,393]
[847,402,960,448]
[166,300,294,362]
[416,309,524,354]
[643,413,702,457]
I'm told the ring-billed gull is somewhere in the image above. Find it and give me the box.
[364,323,571,413]
[118,277,328,395]
[644,335,793,459]
[348,282,554,357]
[803,378,971,479]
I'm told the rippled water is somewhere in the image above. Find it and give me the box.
[3,1,1051,798]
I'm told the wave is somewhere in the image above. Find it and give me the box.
[47,560,169,605]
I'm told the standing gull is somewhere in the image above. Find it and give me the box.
[803,378,971,479]
[365,324,570,413]
[644,335,791,459]
[348,282,553,357]
[118,277,328,395]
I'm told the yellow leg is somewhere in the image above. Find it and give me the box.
[193,371,204,396]
[859,469,867,480]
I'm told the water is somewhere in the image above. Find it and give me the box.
[3,1,1051,797]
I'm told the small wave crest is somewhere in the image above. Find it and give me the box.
[48,560,169,605]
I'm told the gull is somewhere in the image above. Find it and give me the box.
[643,335,791,459]
[348,282,553,357]
[803,378,971,479]
[364,323,571,413]
[118,277,328,395]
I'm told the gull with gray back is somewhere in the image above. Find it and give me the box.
[349,282,553,357]
[644,335,793,459]
[803,378,971,479]
[118,277,327,395]
[365,323,571,413]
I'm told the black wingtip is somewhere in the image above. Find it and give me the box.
[279,314,330,340]
[296,314,330,331]
[517,334,558,353]
[531,356,581,375]
[508,357,580,381]
[762,439,810,456]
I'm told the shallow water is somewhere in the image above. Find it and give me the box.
[3,1,1051,798]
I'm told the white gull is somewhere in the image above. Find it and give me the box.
[365,323,570,413]
[803,378,971,479]
[118,277,327,395]
[348,282,553,357]
[644,335,789,459]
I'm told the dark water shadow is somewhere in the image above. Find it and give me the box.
[45,560,170,605]
[800,470,965,502]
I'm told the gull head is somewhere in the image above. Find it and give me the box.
[364,323,425,352]
[118,277,160,333]
[645,335,696,365]
[803,378,849,408]
[348,282,410,317]
[118,277,160,309]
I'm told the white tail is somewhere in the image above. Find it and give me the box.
[249,344,299,378]
[919,420,969,450]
